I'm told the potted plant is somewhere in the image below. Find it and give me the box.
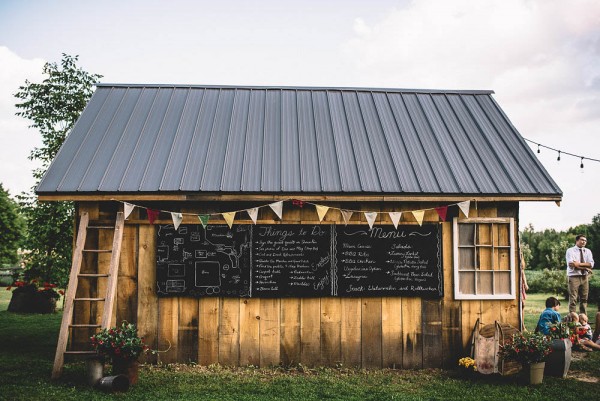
[545,321,573,378]
[457,357,477,378]
[6,279,63,313]
[498,331,552,385]
[90,322,149,385]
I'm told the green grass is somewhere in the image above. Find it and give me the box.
[1,288,599,400]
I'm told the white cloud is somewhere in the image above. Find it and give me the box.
[0,47,45,196]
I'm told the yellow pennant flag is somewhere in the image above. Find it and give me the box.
[412,210,425,226]
[222,211,236,229]
[316,205,329,222]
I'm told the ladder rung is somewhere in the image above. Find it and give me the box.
[82,249,112,253]
[78,273,110,278]
[88,226,114,229]
[64,350,97,355]
[69,324,101,328]
[74,298,105,302]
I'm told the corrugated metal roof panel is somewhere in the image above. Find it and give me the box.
[36,84,562,198]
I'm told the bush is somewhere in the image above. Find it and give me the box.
[527,269,567,297]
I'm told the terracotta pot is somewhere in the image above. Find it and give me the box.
[112,357,139,385]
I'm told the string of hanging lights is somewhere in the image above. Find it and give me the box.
[524,138,600,169]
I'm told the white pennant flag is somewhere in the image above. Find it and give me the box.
[341,210,353,225]
[247,207,259,224]
[457,201,471,218]
[389,212,402,229]
[269,201,283,220]
[171,212,183,230]
[364,212,377,229]
[124,202,135,219]
[316,205,329,222]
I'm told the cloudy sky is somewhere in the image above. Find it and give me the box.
[0,0,599,231]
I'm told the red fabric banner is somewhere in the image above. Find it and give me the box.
[147,208,160,224]
[434,206,448,221]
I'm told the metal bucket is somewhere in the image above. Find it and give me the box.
[85,357,104,387]
[97,375,130,392]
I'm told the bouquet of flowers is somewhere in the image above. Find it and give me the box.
[548,322,571,340]
[90,322,149,361]
[458,357,477,375]
[498,331,552,365]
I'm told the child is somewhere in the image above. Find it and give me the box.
[578,314,600,351]
[565,313,599,351]
[535,297,561,335]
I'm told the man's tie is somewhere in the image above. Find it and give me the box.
[580,248,586,275]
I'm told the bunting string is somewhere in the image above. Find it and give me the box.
[115,198,475,229]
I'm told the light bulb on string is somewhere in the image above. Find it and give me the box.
[557,151,561,161]
[537,144,541,154]
[580,157,584,169]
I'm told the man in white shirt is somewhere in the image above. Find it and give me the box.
[566,235,595,314]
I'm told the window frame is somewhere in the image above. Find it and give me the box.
[452,217,516,300]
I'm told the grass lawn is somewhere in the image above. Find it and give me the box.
[1,288,599,400]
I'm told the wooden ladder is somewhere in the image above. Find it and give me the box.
[51,211,125,379]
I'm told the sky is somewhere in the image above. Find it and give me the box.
[0,0,599,232]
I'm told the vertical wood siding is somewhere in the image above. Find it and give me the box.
[75,200,520,368]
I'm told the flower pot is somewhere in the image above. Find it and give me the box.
[7,291,56,314]
[112,357,139,385]
[545,338,572,378]
[529,362,545,385]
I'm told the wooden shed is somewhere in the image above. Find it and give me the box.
[40,84,562,376]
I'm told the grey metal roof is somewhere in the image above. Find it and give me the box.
[36,84,562,197]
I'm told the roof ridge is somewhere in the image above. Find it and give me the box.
[94,83,494,95]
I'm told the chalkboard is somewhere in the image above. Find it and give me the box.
[156,224,442,298]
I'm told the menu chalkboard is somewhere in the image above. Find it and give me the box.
[156,224,442,298]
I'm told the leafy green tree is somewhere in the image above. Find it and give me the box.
[0,183,26,266]
[14,54,102,286]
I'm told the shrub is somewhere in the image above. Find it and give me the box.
[527,269,567,297]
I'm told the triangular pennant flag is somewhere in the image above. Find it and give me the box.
[457,201,471,218]
[364,212,377,229]
[124,202,135,219]
[222,211,236,229]
[247,207,259,224]
[341,210,353,226]
[198,215,210,229]
[316,205,330,222]
[389,212,402,229]
[412,210,425,226]
[434,206,448,222]
[147,208,160,224]
[269,201,283,220]
[171,212,183,230]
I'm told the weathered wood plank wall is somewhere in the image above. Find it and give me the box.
[74,200,520,368]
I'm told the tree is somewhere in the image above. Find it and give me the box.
[0,183,26,266]
[14,54,102,286]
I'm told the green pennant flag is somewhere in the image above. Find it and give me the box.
[198,214,209,228]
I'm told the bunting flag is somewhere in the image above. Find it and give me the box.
[247,207,259,224]
[171,212,183,230]
[457,200,471,218]
[341,210,353,225]
[269,201,283,220]
[124,202,135,219]
[412,210,425,226]
[364,212,377,229]
[292,199,305,208]
[222,212,236,229]
[147,208,160,224]
[316,205,330,222]
[389,212,402,229]
[198,214,209,229]
[434,206,448,222]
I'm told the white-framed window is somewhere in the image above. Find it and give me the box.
[453,217,516,300]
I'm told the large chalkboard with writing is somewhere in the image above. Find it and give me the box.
[156,224,441,298]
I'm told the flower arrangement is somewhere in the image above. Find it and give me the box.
[6,279,64,299]
[498,331,552,365]
[548,321,572,340]
[458,357,477,374]
[90,322,149,361]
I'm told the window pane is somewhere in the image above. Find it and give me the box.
[459,248,475,270]
[459,224,475,246]
[477,247,492,270]
[459,272,475,295]
[477,224,492,246]
[494,248,511,270]
[477,271,493,295]
[494,271,511,294]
